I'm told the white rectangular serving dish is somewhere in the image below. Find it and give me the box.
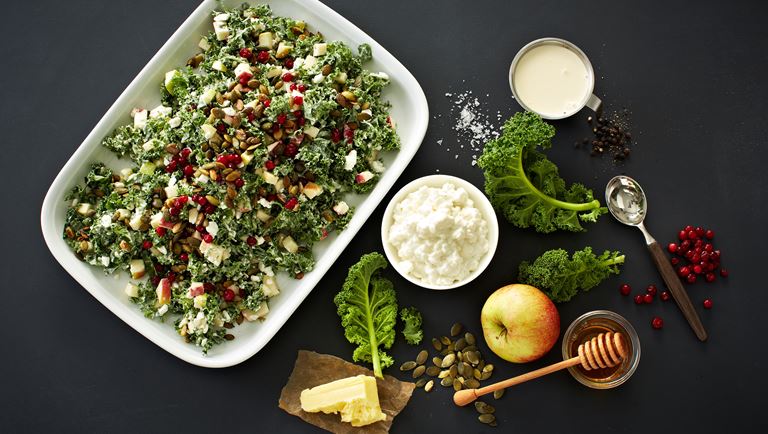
[40,0,427,368]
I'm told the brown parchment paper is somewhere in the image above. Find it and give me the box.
[279,351,415,434]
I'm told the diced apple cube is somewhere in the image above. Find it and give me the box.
[333,201,350,215]
[76,203,93,216]
[234,62,252,78]
[303,125,319,139]
[198,37,210,51]
[213,13,230,22]
[355,171,374,184]
[262,276,279,297]
[256,209,271,222]
[213,21,230,41]
[212,60,227,72]
[156,278,172,306]
[164,184,178,199]
[275,42,293,59]
[266,67,282,79]
[130,259,146,279]
[188,282,205,298]
[302,182,323,199]
[133,109,148,129]
[193,293,207,309]
[302,55,317,70]
[199,88,216,106]
[344,150,358,171]
[257,32,274,49]
[201,123,217,140]
[128,211,144,230]
[124,283,140,298]
[242,303,269,321]
[187,207,198,224]
[282,235,299,254]
[313,43,327,56]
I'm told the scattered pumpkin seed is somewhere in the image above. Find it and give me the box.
[450,322,463,336]
[454,337,467,351]
[493,389,505,400]
[426,366,440,376]
[489,421,498,427]
[483,364,494,373]
[453,378,462,391]
[440,377,453,387]
[480,371,492,381]
[432,356,443,367]
[424,380,434,392]
[466,351,480,365]
[465,332,476,345]
[400,361,417,371]
[440,336,451,345]
[464,345,478,352]
[465,378,480,389]
[438,369,451,379]
[449,364,458,378]
[412,365,426,379]
[478,414,496,424]
[474,369,483,380]
[474,401,494,414]
[416,350,428,365]
[441,353,456,368]
[415,378,427,388]
[432,338,442,351]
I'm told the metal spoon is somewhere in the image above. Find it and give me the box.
[605,175,707,341]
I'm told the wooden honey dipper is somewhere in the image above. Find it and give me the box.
[454,332,628,406]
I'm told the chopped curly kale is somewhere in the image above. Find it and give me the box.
[477,112,606,233]
[399,307,423,345]
[518,247,626,302]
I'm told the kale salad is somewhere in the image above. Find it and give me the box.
[63,4,400,352]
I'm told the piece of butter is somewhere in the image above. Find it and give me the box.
[300,375,386,427]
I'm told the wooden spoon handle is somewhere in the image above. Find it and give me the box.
[647,241,708,341]
[453,356,582,406]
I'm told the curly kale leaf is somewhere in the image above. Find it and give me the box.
[477,111,606,233]
[399,307,423,345]
[518,247,626,303]
[334,253,397,378]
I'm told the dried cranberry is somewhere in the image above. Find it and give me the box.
[703,298,713,309]
[284,58,294,69]
[246,236,257,246]
[155,227,167,237]
[203,282,214,293]
[651,317,664,329]
[634,295,644,305]
[282,72,294,82]
[234,178,244,188]
[142,240,152,250]
[277,113,287,125]
[660,291,671,301]
[256,50,269,63]
[643,293,654,304]
[298,84,306,93]
[203,233,213,243]
[619,284,631,296]
[265,160,276,171]
[239,47,252,58]
[284,197,298,210]
[284,143,298,158]
[223,288,235,302]
[646,285,657,296]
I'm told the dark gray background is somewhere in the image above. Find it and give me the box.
[2,0,767,432]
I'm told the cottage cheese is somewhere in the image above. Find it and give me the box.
[388,183,489,286]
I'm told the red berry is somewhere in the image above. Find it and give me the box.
[265,160,276,171]
[643,293,654,304]
[646,284,657,296]
[284,197,299,210]
[298,84,306,93]
[687,274,697,284]
[651,317,664,329]
[151,275,161,286]
[203,282,214,293]
[284,58,294,69]
[204,204,216,214]
[165,161,177,173]
[154,263,164,273]
[181,147,192,158]
[179,253,189,262]
[331,128,341,143]
[196,196,208,206]
[619,284,631,296]
[142,240,152,250]
[196,225,205,233]
[283,72,294,82]
[155,227,167,236]
[705,272,716,282]
[695,227,705,237]
[687,230,698,240]
[667,243,677,253]
[234,178,244,188]
[203,233,213,243]
[634,295,644,305]
[256,50,269,63]
[681,240,691,250]
[246,236,257,246]
[293,95,303,106]
[678,266,690,277]
[169,206,181,216]
[678,230,687,240]
[216,123,226,132]
[671,257,680,266]
[693,265,703,274]
[720,268,729,277]
[239,47,252,58]
[660,291,671,301]
[277,113,287,125]
[684,225,694,232]
[223,288,235,302]
[705,229,715,239]
[284,143,298,158]
[703,298,713,309]
[297,117,305,126]
[183,165,194,177]
[263,99,271,108]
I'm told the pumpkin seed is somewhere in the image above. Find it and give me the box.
[452,378,462,391]
[464,345,478,352]
[426,366,440,376]
[416,350,428,365]
[460,362,472,378]
[465,332,476,345]
[483,364,494,373]
[454,337,467,351]
[412,365,426,379]
[474,401,489,413]
[450,322,463,336]
[480,371,492,381]
[400,361,417,371]
[441,353,455,368]
[489,421,498,427]
[465,378,480,389]
[448,364,458,378]
[473,368,483,380]
[424,380,434,392]
[456,351,464,363]
[438,369,451,379]
[415,378,427,388]
[440,336,451,345]
[440,377,453,387]
[493,389,505,400]
[466,351,480,365]
[431,337,442,351]
[432,356,443,367]
[478,414,496,424]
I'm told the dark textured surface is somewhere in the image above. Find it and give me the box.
[2,0,767,432]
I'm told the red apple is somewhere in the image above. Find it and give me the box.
[480,284,560,363]
[156,278,172,306]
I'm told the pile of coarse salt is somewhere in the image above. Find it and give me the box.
[438,90,501,166]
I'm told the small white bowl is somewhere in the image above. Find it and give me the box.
[381,175,499,290]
